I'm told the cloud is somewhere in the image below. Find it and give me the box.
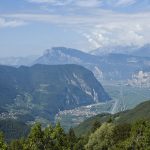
[2,13,91,26]
[25,0,150,15]
[2,11,150,49]
[27,0,72,5]
[26,0,137,8]
[28,0,54,3]
[28,0,56,4]
[83,23,146,49]
[115,0,136,6]
[27,0,102,7]
[74,0,102,7]
[83,33,101,48]
[25,0,150,14]
[1,0,150,50]
[0,18,27,28]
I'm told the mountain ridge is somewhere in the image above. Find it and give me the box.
[34,47,150,80]
[0,46,150,81]
[0,64,110,124]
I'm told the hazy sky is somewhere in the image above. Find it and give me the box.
[0,0,150,57]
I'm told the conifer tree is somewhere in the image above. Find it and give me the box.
[0,132,7,150]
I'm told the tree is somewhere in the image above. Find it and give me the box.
[51,122,68,150]
[67,128,77,149]
[113,123,131,143]
[107,117,113,123]
[43,125,56,150]
[25,123,44,150]
[85,123,115,150]
[73,138,85,150]
[0,132,7,150]
[110,124,131,150]
[122,120,150,150]
[91,120,101,133]
[9,139,24,150]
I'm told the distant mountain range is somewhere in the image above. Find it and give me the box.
[33,47,104,80]
[35,47,98,65]
[130,44,150,57]
[33,47,150,80]
[90,44,150,57]
[0,64,110,123]
[0,45,149,81]
[90,45,138,56]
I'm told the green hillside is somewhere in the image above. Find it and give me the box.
[75,100,150,136]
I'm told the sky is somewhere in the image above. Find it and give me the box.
[0,0,150,57]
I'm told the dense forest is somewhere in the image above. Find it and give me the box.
[0,119,150,150]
